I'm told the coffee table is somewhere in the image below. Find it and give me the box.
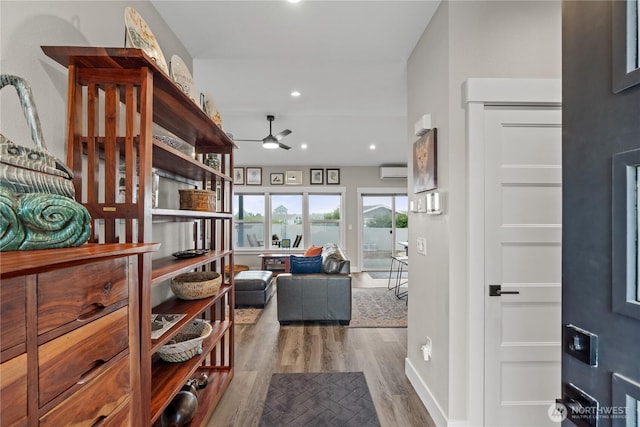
[259,253,291,276]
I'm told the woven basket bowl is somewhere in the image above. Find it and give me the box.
[179,189,215,211]
[171,271,221,300]
[157,320,213,363]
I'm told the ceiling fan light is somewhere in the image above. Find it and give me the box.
[263,136,279,149]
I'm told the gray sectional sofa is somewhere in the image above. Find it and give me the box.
[276,244,352,325]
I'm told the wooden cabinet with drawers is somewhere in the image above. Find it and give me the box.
[0,243,158,426]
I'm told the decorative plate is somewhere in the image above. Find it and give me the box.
[172,249,209,259]
[170,55,199,105]
[202,92,223,129]
[124,7,169,75]
[153,135,182,150]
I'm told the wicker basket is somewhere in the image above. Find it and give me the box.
[157,320,213,363]
[171,271,221,300]
[179,189,215,212]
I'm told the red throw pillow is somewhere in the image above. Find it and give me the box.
[303,245,323,257]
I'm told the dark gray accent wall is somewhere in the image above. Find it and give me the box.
[562,0,640,422]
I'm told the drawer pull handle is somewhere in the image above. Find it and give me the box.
[102,281,112,294]
[77,303,106,322]
[91,415,108,427]
[77,359,106,385]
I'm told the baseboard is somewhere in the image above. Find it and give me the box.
[405,357,470,427]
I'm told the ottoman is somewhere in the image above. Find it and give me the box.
[234,270,274,308]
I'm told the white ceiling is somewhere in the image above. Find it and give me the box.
[151,0,440,167]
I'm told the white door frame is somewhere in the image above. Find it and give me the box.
[464,78,561,427]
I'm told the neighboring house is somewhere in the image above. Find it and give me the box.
[272,205,302,225]
[272,205,287,219]
[362,204,392,226]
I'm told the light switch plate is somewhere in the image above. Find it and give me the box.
[416,237,427,255]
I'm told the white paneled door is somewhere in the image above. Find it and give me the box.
[484,106,562,426]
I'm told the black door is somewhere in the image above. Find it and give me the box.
[562,1,640,426]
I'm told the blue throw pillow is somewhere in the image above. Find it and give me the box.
[290,254,322,274]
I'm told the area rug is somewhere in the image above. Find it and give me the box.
[366,271,407,280]
[349,288,407,328]
[259,372,380,427]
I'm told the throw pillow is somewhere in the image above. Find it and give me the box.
[322,253,347,274]
[303,245,323,257]
[290,254,322,274]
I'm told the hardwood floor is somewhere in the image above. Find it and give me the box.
[207,272,435,427]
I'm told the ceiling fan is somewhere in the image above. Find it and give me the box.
[235,114,292,150]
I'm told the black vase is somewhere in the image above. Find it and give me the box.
[160,380,199,427]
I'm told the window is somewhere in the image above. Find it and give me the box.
[637,167,640,303]
[270,194,303,247]
[234,187,345,250]
[233,194,265,248]
[613,0,640,92]
[613,373,640,427]
[309,194,342,246]
[612,150,640,319]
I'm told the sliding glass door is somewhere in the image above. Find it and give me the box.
[361,194,408,270]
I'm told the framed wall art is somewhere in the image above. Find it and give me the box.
[270,172,284,185]
[413,128,437,193]
[326,168,340,185]
[246,167,262,185]
[233,167,244,185]
[310,168,324,185]
[285,170,302,185]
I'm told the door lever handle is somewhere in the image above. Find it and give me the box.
[489,284,520,296]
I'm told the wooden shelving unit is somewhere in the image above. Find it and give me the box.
[42,45,236,427]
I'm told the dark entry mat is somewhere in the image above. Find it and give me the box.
[259,372,381,427]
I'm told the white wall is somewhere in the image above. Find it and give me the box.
[406,1,561,424]
[0,1,191,162]
[406,2,452,421]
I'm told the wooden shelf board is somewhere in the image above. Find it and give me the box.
[41,46,235,153]
[151,250,233,285]
[152,208,233,220]
[149,321,232,423]
[150,367,233,427]
[77,136,231,182]
[150,290,231,352]
[152,140,231,182]
[187,367,234,426]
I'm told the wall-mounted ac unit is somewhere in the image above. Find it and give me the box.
[380,166,408,179]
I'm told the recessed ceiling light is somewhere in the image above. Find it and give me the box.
[369,144,376,150]
[291,90,301,97]
[301,143,308,149]
[288,0,301,3]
